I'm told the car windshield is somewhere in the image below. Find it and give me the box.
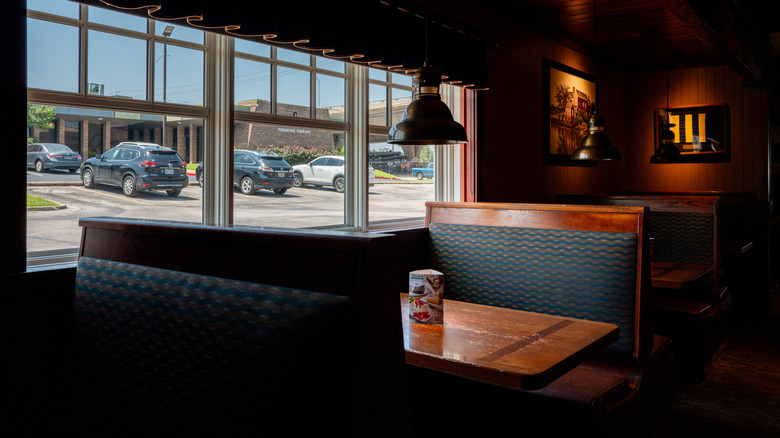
[47,144,72,152]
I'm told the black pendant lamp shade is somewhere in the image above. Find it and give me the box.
[650,122,682,163]
[571,111,622,160]
[388,64,468,145]
[570,0,620,161]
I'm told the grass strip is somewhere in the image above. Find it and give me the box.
[27,193,59,207]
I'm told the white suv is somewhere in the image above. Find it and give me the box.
[292,155,375,193]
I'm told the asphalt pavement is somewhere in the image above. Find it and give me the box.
[26,172,434,252]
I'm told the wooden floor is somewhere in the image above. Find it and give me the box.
[651,293,780,437]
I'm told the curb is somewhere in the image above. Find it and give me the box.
[27,204,67,211]
[27,181,83,187]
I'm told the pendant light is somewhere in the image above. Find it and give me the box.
[388,1,468,145]
[650,50,682,163]
[571,0,621,161]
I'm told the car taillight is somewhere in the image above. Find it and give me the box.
[181,161,187,167]
[259,166,273,172]
[138,160,156,167]
[46,154,63,158]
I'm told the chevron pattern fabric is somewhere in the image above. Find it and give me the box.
[72,256,357,435]
[428,223,638,355]
[649,211,713,265]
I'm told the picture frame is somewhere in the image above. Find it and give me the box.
[543,58,596,163]
[653,104,730,163]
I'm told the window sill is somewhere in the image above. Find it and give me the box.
[27,248,79,272]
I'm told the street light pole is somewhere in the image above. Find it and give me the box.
[162,26,174,148]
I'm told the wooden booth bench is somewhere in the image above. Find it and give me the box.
[392,202,674,437]
[58,217,409,437]
[557,194,731,381]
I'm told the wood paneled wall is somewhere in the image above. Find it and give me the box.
[480,27,627,203]
[624,66,768,200]
[478,20,769,203]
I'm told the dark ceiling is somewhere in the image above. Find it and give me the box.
[457,0,780,86]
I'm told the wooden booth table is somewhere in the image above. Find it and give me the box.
[400,293,619,390]
[651,261,713,290]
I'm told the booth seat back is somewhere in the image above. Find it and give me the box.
[428,223,638,355]
[648,210,713,265]
[69,217,408,437]
[423,202,651,362]
[72,256,357,436]
[557,195,719,282]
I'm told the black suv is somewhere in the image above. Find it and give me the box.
[81,142,188,197]
[195,150,294,195]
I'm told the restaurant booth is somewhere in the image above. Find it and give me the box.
[4,0,780,437]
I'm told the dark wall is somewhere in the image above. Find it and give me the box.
[437,2,769,204]
[2,0,27,274]
[1,267,76,435]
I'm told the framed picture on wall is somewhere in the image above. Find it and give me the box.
[543,58,596,163]
[653,104,730,163]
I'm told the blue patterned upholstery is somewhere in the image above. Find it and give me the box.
[428,223,638,355]
[648,211,713,265]
[72,256,358,435]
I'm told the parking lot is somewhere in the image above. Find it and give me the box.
[26,174,433,252]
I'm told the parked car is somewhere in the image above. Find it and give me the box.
[412,163,434,180]
[292,155,375,193]
[195,150,295,195]
[27,143,82,173]
[80,142,188,197]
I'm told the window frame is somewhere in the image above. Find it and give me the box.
[25,3,467,268]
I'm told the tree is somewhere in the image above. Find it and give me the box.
[27,105,56,145]
[419,145,434,163]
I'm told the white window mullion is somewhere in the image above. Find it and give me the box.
[203,32,233,226]
[436,83,463,202]
[346,63,369,230]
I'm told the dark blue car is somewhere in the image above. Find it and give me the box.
[195,150,294,195]
[27,143,82,173]
[80,142,188,197]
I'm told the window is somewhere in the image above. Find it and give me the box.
[277,66,310,117]
[154,42,205,105]
[87,30,147,99]
[235,58,272,113]
[367,68,434,225]
[27,18,79,93]
[26,3,466,264]
[88,5,146,32]
[316,73,345,121]
[27,0,79,18]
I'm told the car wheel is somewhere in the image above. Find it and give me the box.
[240,176,255,195]
[166,188,182,197]
[293,172,303,187]
[198,172,204,188]
[122,175,138,197]
[35,160,44,173]
[333,176,345,193]
[82,168,95,188]
[416,172,424,180]
[273,188,287,195]
[69,168,78,174]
